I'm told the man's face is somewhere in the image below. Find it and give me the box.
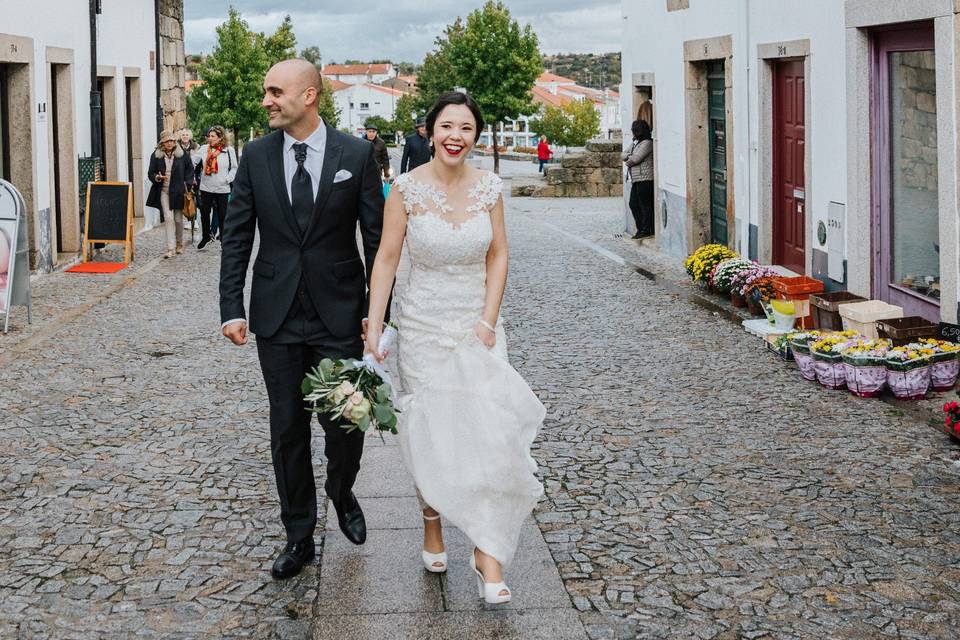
[262,66,314,130]
[365,129,377,140]
[417,125,427,138]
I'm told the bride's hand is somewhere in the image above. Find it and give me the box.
[365,326,385,362]
[474,321,496,348]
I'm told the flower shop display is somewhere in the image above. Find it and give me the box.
[942,395,960,437]
[684,244,738,283]
[918,339,960,391]
[788,331,822,381]
[885,344,935,400]
[744,276,778,317]
[841,339,891,398]
[709,258,754,295]
[770,299,797,331]
[810,334,859,390]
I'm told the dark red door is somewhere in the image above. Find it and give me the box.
[773,60,806,274]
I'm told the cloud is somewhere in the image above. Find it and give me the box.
[184,0,620,61]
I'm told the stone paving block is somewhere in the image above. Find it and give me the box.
[349,444,417,499]
[315,528,444,616]
[311,608,588,640]
[325,496,424,531]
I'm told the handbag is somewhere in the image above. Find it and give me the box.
[182,190,197,220]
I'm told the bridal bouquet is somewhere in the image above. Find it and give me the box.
[301,324,400,434]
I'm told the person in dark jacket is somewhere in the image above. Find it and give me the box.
[365,125,391,179]
[146,130,194,258]
[400,118,431,173]
[622,119,654,239]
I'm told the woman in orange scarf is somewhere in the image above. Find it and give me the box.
[192,125,238,250]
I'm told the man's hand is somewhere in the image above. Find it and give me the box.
[223,320,248,346]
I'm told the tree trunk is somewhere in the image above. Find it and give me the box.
[492,120,501,175]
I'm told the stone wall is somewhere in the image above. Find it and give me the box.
[158,0,187,133]
[894,50,937,192]
[519,140,623,197]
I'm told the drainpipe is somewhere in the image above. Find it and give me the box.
[89,0,102,161]
[154,0,164,137]
[743,0,753,259]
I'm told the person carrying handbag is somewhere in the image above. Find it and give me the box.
[146,130,194,258]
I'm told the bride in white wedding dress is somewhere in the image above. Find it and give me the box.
[365,92,544,604]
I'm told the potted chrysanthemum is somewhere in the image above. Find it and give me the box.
[788,331,822,381]
[684,244,738,285]
[709,258,754,298]
[917,339,960,391]
[810,334,858,390]
[885,344,935,400]
[841,339,890,398]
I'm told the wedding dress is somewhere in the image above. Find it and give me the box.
[392,170,544,567]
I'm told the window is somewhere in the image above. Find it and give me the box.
[359,102,369,110]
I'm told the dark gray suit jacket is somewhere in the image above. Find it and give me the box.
[219,124,384,339]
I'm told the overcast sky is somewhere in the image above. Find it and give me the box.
[184,1,622,62]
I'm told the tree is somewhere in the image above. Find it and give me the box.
[187,7,268,144]
[446,1,543,173]
[392,93,419,135]
[318,79,340,127]
[363,115,392,135]
[413,18,464,115]
[301,45,322,69]
[529,99,601,149]
[261,15,297,67]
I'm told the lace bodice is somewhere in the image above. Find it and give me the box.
[393,171,503,270]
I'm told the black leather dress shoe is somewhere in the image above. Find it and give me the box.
[271,540,315,580]
[331,492,366,545]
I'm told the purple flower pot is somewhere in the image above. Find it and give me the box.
[815,359,847,390]
[887,366,931,400]
[794,351,817,381]
[930,359,960,392]
[845,364,887,398]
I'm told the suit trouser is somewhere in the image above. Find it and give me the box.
[256,320,365,543]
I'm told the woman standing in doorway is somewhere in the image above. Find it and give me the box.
[623,119,654,239]
[194,125,237,250]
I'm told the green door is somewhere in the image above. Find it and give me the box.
[708,61,727,246]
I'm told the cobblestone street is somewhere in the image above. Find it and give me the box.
[2,183,960,639]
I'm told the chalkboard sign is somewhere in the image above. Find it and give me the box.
[0,180,33,333]
[938,322,960,343]
[83,181,134,263]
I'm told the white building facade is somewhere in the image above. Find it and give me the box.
[332,83,406,135]
[622,0,960,324]
[322,63,396,86]
[0,0,182,271]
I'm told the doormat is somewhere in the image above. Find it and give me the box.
[65,262,128,274]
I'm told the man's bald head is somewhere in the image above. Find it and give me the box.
[263,59,324,135]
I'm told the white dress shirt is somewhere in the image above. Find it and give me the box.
[221,120,327,331]
[283,120,326,202]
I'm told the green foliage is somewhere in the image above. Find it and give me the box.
[261,15,297,66]
[392,93,419,135]
[300,45,322,68]
[445,1,543,172]
[187,7,269,143]
[544,52,621,89]
[529,99,601,147]
[318,79,340,128]
[363,115,392,134]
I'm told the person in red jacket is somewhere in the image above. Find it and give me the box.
[537,135,553,173]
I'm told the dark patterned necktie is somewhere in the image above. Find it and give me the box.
[291,142,313,234]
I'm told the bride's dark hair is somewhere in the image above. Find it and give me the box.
[425,92,485,139]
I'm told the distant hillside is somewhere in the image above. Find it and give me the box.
[543,52,621,90]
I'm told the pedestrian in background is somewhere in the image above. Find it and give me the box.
[364,124,391,180]
[179,128,199,155]
[146,130,193,258]
[537,134,553,173]
[400,118,431,173]
[193,125,237,250]
[623,119,654,239]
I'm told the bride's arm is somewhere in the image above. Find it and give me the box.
[478,194,508,347]
[366,187,407,359]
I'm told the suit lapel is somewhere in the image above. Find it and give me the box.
[265,131,303,240]
[301,124,343,244]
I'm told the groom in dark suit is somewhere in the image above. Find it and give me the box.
[220,59,384,579]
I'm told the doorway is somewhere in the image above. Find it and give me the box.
[772,59,806,273]
[0,64,10,181]
[872,24,940,320]
[707,61,727,245]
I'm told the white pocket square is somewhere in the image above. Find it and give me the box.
[333,169,353,183]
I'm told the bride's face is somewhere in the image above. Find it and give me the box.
[431,105,477,167]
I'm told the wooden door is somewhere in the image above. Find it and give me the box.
[707,61,727,246]
[872,25,940,321]
[773,60,806,273]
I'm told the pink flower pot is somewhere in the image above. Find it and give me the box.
[794,351,817,381]
[930,359,960,392]
[886,366,931,400]
[815,359,847,390]
[845,364,887,398]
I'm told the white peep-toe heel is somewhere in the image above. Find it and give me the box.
[421,513,447,573]
[470,548,511,604]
